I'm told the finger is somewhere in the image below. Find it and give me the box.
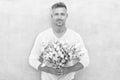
[57,71,62,74]
[57,73,62,76]
[60,72,64,75]
[57,70,62,73]
[57,72,63,74]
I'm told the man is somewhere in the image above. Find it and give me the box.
[29,2,89,80]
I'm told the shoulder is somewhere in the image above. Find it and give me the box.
[37,28,52,36]
[67,28,82,38]
[36,28,52,40]
[67,28,84,44]
[39,28,52,35]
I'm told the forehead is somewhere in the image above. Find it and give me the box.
[52,8,67,13]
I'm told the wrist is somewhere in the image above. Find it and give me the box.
[38,65,49,72]
[67,66,73,73]
[70,62,84,72]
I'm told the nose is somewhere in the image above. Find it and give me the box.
[58,14,62,19]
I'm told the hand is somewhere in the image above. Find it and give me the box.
[39,56,43,63]
[56,68,63,75]
[47,67,62,76]
[61,67,71,75]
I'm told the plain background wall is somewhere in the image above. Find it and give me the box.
[0,0,120,80]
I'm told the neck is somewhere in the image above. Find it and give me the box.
[52,25,66,34]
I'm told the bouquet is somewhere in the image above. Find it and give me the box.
[39,41,84,69]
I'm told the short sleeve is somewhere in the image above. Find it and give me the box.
[76,35,90,68]
[29,33,43,70]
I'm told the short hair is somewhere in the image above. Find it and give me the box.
[51,2,67,10]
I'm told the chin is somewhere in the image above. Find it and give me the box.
[57,25,63,27]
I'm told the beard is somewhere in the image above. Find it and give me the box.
[56,19,64,26]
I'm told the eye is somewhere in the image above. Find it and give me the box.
[54,13,58,16]
[61,13,65,16]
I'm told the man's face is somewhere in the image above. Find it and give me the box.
[51,7,68,27]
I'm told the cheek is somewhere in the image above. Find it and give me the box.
[62,16,67,19]
[52,16,57,20]
[62,17,67,21]
[52,17,56,21]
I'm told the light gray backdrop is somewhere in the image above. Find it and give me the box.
[0,0,120,80]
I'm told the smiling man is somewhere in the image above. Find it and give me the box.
[51,2,68,38]
[29,2,89,80]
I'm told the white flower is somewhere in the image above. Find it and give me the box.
[40,41,85,69]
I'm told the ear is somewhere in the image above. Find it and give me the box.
[51,14,53,18]
[66,13,68,18]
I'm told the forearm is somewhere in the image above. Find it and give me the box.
[38,65,62,76]
[38,65,50,73]
[69,62,84,72]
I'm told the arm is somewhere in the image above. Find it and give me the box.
[62,35,90,74]
[29,34,61,75]
[62,48,89,74]
[38,65,62,75]
[75,35,90,69]
[29,49,61,75]
[29,34,42,70]
[62,61,84,74]
[62,49,89,74]
[70,62,84,72]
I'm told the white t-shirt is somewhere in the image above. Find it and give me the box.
[29,28,89,70]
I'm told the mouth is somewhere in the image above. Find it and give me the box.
[55,19,64,26]
[58,21,62,23]
[56,21,63,26]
